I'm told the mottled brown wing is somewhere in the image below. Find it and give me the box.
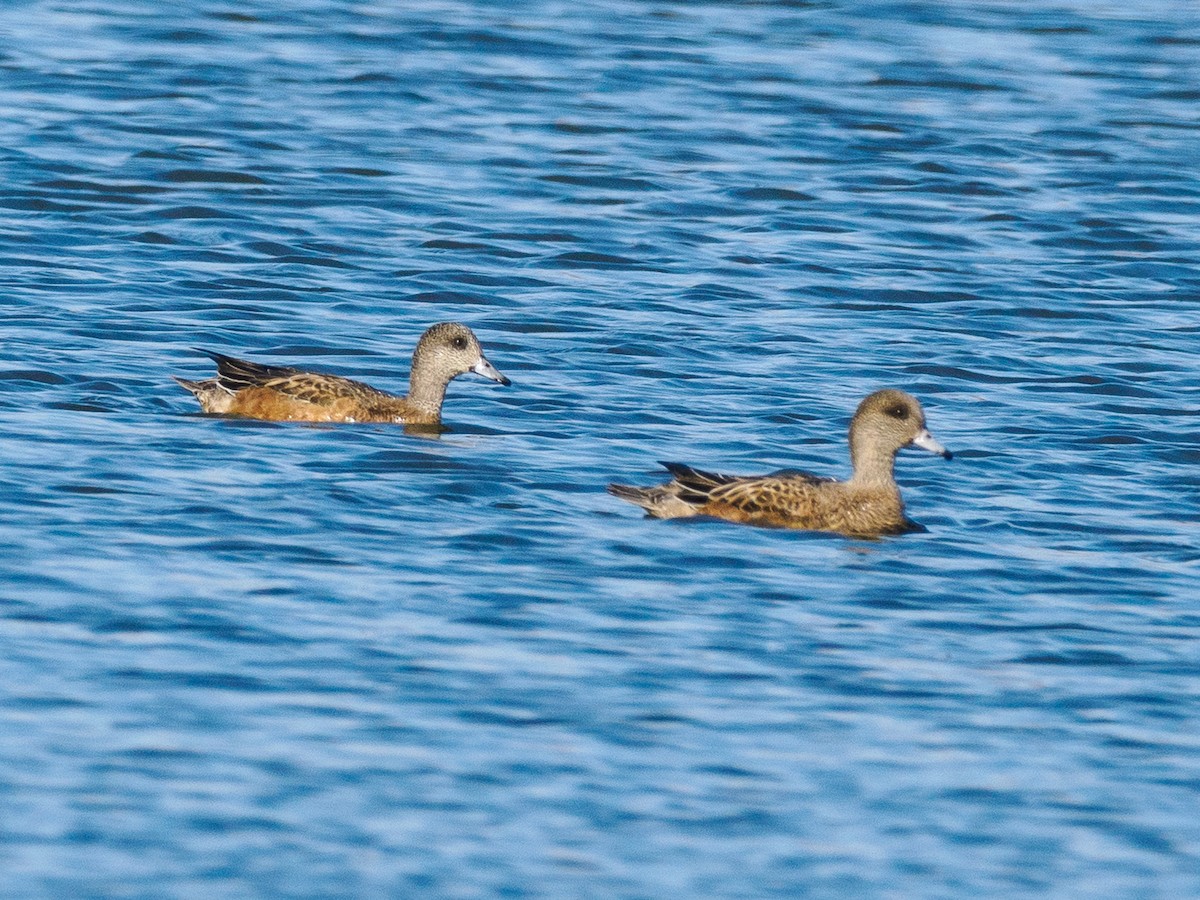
[661,462,829,516]
[256,371,395,406]
[205,351,395,406]
[704,472,831,519]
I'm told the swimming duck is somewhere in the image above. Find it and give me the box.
[608,389,951,537]
[175,322,509,425]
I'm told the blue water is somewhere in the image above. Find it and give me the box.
[2,0,1199,896]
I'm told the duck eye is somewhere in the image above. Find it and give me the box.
[886,405,908,420]
[452,336,468,350]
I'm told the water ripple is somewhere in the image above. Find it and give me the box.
[0,0,1198,897]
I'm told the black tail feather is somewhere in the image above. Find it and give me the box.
[196,349,298,391]
[658,462,741,505]
[659,461,738,488]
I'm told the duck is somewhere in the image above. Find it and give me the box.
[608,389,951,537]
[175,322,509,425]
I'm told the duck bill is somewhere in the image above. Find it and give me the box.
[911,428,952,459]
[471,355,511,386]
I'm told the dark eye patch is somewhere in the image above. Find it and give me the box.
[886,404,909,419]
[452,336,468,350]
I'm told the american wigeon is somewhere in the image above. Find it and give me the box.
[175,322,509,425]
[608,389,951,537]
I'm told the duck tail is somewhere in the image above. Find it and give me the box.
[172,375,209,398]
[607,477,704,520]
[607,482,656,507]
[173,374,234,413]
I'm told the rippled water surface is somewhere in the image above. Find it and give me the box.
[2,1,1199,896]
